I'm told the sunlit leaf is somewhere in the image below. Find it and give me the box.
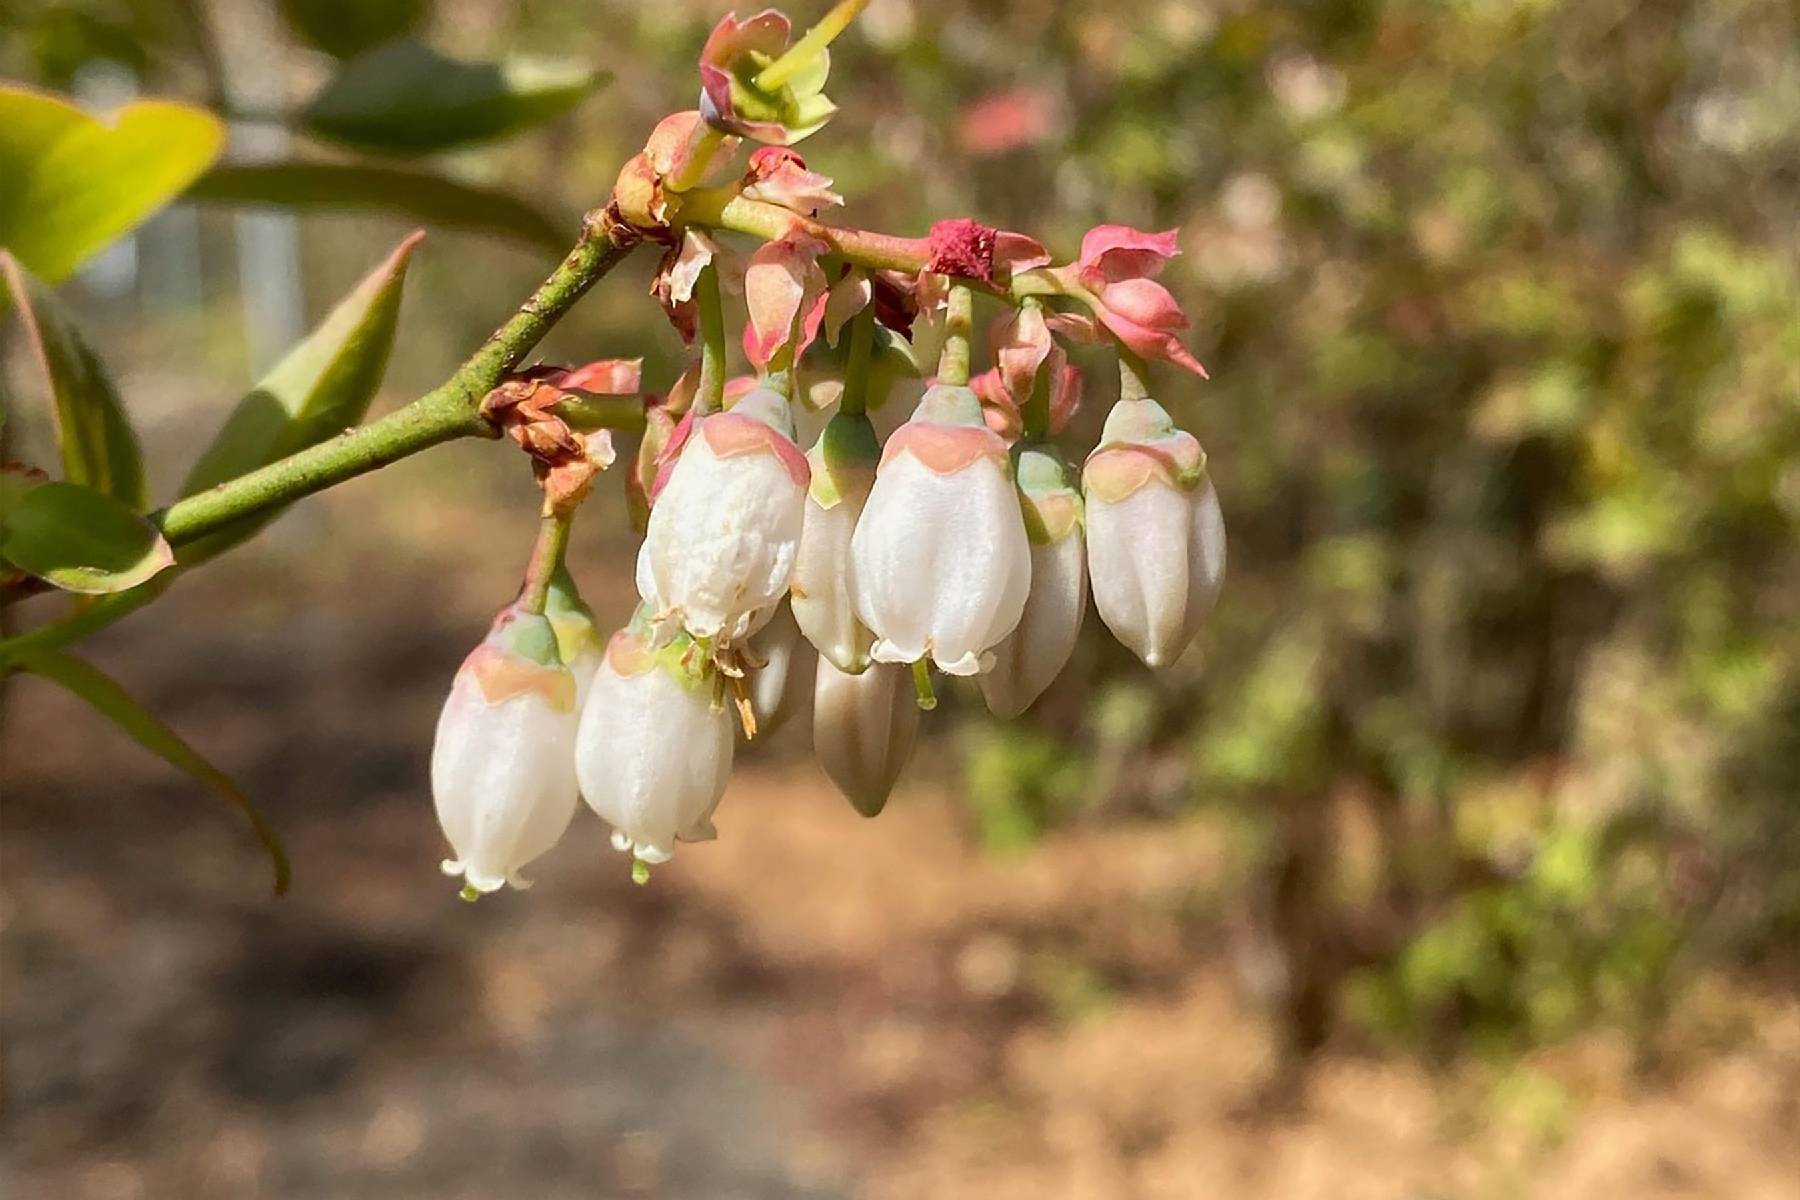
[177,231,423,563]
[0,480,172,594]
[0,84,224,283]
[301,39,606,155]
[15,650,290,895]
[188,161,565,252]
[0,252,145,506]
[279,0,427,59]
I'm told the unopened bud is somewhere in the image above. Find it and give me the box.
[643,388,809,644]
[1083,398,1224,667]
[812,658,920,817]
[791,411,879,673]
[432,605,580,894]
[576,620,734,865]
[980,446,1086,717]
[851,384,1032,675]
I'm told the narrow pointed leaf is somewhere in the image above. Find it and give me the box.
[301,40,607,155]
[0,84,225,283]
[0,480,173,593]
[17,650,290,895]
[178,231,422,564]
[1,252,145,506]
[187,162,565,252]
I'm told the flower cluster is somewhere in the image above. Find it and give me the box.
[429,2,1225,893]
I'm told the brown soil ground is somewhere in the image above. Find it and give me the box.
[5,450,1799,1199]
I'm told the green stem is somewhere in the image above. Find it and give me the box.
[938,283,973,386]
[753,0,869,92]
[839,300,875,416]
[518,511,573,615]
[911,658,937,711]
[159,217,637,551]
[0,210,639,652]
[1118,345,1151,402]
[695,262,727,415]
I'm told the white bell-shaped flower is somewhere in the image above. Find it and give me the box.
[1083,398,1225,668]
[576,620,734,865]
[850,383,1032,675]
[643,387,809,645]
[980,446,1087,717]
[790,411,880,673]
[748,598,815,737]
[812,658,920,817]
[431,605,581,894]
[544,566,603,706]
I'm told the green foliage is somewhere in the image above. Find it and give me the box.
[13,649,289,894]
[0,251,143,506]
[962,724,1089,855]
[279,0,426,59]
[0,479,172,594]
[0,84,222,282]
[301,39,606,155]
[177,231,422,564]
[187,162,567,252]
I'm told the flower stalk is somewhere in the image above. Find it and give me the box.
[695,262,728,414]
[518,511,574,615]
[938,283,974,386]
[839,301,876,416]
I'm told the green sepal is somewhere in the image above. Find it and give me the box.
[806,410,880,508]
[912,382,985,428]
[491,608,565,668]
[544,566,599,664]
[1014,443,1084,545]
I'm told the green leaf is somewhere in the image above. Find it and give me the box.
[187,161,565,252]
[0,480,173,594]
[301,39,606,155]
[15,650,290,895]
[177,230,421,563]
[0,251,145,506]
[0,84,224,283]
[279,0,427,59]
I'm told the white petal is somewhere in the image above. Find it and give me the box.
[749,600,816,737]
[850,450,1031,673]
[980,530,1088,717]
[576,654,734,862]
[431,670,579,892]
[812,659,920,817]
[791,485,873,672]
[645,434,806,642]
[1087,477,1224,667]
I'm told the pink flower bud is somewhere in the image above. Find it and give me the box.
[431,606,580,894]
[1054,225,1208,377]
[741,146,843,215]
[1083,398,1225,667]
[850,384,1033,675]
[980,447,1087,717]
[791,411,880,672]
[743,235,829,371]
[643,387,810,644]
[812,659,920,817]
[576,624,734,865]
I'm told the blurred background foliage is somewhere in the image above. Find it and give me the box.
[3,0,1797,1086]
